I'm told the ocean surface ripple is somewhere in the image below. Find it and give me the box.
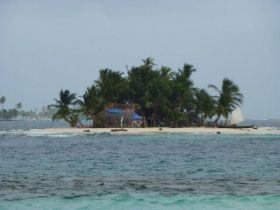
[0,121,280,209]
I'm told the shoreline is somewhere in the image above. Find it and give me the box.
[34,127,280,135]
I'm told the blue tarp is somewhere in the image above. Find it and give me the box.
[106,108,142,121]
[106,108,125,114]
[132,113,142,121]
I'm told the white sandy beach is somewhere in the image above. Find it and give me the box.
[35,127,280,135]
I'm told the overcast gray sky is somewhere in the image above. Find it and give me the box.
[0,0,279,119]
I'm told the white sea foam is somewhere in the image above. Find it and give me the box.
[0,129,78,138]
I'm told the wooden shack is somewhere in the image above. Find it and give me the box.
[104,103,143,128]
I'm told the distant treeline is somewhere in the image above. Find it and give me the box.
[0,96,56,120]
[50,58,243,128]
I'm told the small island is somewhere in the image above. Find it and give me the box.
[48,58,248,130]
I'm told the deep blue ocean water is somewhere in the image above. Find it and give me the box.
[0,120,280,209]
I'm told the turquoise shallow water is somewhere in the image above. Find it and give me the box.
[1,194,280,210]
[0,121,280,209]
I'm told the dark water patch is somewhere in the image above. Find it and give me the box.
[62,194,92,200]
[1,175,280,201]
[1,132,280,201]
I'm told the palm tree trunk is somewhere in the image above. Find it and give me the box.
[211,115,221,126]
[201,116,205,127]
[152,113,155,127]
[92,115,95,128]
[224,118,228,126]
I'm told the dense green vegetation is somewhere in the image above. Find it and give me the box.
[50,58,243,128]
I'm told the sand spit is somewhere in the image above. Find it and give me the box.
[34,127,280,135]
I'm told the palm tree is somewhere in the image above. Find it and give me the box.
[68,114,80,128]
[15,102,22,111]
[159,66,174,79]
[173,64,196,107]
[142,57,155,68]
[95,69,129,103]
[170,64,196,126]
[152,66,176,126]
[144,68,173,126]
[209,78,243,125]
[193,89,215,126]
[49,89,80,127]
[0,96,6,110]
[128,58,159,126]
[80,85,105,127]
